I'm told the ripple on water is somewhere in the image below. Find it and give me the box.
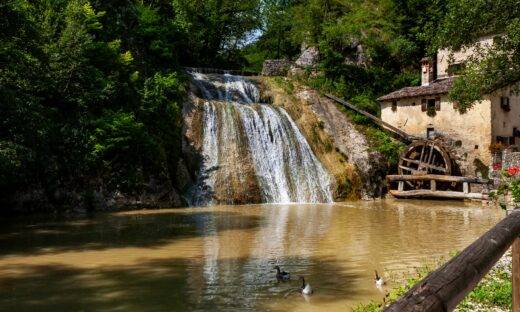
[0,200,504,311]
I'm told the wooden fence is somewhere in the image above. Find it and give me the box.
[384,209,520,311]
[386,174,490,200]
[183,67,259,76]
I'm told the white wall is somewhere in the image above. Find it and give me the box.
[490,84,520,145]
[381,96,493,175]
[437,35,495,79]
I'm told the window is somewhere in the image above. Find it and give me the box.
[447,63,466,76]
[497,136,515,146]
[391,100,397,112]
[501,97,511,112]
[427,127,435,139]
[427,99,436,110]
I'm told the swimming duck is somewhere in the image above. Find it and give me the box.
[274,265,290,281]
[375,270,385,287]
[299,276,313,295]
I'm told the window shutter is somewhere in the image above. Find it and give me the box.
[435,97,441,111]
[421,99,427,112]
[501,97,511,112]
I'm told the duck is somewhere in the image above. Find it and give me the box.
[274,265,290,281]
[375,270,385,287]
[299,276,313,295]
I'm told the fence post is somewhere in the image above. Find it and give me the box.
[514,237,520,312]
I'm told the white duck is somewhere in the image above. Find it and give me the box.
[375,270,385,287]
[299,276,313,295]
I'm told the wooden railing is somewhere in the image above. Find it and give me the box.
[384,209,520,311]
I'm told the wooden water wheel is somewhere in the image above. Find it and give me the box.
[398,140,453,176]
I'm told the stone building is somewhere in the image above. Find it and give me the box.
[378,35,520,176]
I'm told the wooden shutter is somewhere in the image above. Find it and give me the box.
[421,99,427,112]
[435,97,441,111]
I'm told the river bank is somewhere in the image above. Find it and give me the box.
[355,250,512,312]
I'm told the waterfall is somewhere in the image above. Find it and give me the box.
[188,71,333,205]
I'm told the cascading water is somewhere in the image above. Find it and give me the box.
[188,71,333,205]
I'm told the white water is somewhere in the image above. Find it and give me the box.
[189,71,333,205]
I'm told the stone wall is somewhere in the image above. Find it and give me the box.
[503,149,520,168]
[261,59,291,76]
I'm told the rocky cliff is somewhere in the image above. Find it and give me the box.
[260,78,389,199]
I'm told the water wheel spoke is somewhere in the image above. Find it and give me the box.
[398,140,452,176]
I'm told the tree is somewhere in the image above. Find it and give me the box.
[434,0,520,111]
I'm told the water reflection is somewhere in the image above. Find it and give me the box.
[0,200,504,311]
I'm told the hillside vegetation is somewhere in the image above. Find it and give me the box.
[2,0,519,212]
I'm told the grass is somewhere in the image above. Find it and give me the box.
[353,252,512,312]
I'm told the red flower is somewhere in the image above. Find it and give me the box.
[507,166,520,176]
[493,163,502,171]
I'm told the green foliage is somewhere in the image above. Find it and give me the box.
[1,0,189,211]
[426,105,437,117]
[460,271,512,310]
[355,252,512,312]
[511,179,520,203]
[352,302,381,312]
[364,128,405,168]
[433,0,520,111]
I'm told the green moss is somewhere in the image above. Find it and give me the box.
[271,76,295,94]
[473,158,489,178]
[364,127,405,168]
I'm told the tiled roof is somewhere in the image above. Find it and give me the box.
[378,78,455,102]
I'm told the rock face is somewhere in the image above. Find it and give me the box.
[293,89,387,199]
[262,78,388,199]
[295,46,320,68]
[261,59,292,76]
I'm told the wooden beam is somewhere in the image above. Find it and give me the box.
[390,190,488,200]
[514,237,520,312]
[463,182,470,194]
[431,180,436,192]
[398,181,404,191]
[398,165,419,174]
[384,210,520,312]
[387,174,489,184]
[401,157,447,172]
[324,94,413,142]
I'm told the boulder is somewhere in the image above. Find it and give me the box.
[295,47,320,68]
[261,59,292,76]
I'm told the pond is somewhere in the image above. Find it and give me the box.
[0,200,504,311]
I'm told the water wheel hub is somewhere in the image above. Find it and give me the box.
[398,140,452,176]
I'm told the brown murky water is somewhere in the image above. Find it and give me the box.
[0,200,504,311]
